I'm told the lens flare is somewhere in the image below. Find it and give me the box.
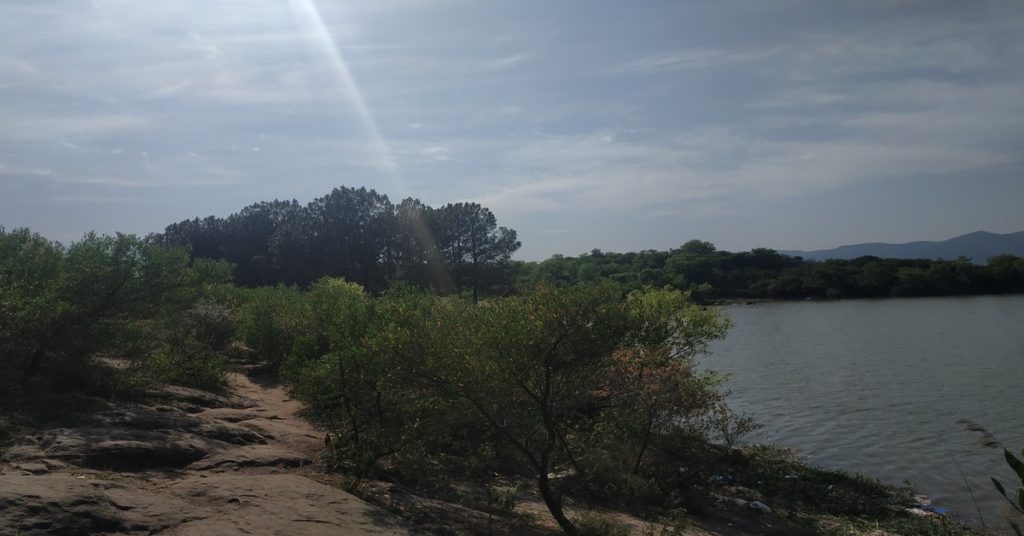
[287,0,403,192]
[286,0,452,290]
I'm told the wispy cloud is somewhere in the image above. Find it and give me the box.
[612,47,783,74]
[0,162,52,177]
[51,194,141,204]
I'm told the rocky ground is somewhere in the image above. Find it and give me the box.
[0,372,409,535]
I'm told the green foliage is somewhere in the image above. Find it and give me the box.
[730,444,914,518]
[574,513,631,536]
[143,350,227,391]
[992,448,1024,535]
[515,242,1024,301]
[182,299,236,352]
[705,401,763,448]
[237,285,311,370]
[259,283,733,533]
[0,228,231,398]
[137,299,236,390]
[161,186,521,296]
[487,483,520,514]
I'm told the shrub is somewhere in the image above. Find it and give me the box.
[0,228,230,398]
[182,300,236,353]
[574,513,631,536]
[144,350,227,391]
[237,285,311,369]
[270,284,733,534]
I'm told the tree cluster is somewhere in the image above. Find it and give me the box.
[160,186,520,298]
[238,282,734,533]
[515,240,1024,301]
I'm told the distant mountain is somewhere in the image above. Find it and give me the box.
[781,231,1024,263]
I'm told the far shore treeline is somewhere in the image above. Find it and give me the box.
[158,186,1024,301]
[516,242,1024,301]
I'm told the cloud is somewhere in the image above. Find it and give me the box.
[481,53,530,71]
[0,162,52,177]
[0,114,151,143]
[419,146,451,161]
[612,47,783,74]
[471,113,1020,220]
[51,194,141,204]
[2,0,1021,255]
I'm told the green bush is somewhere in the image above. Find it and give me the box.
[0,228,231,399]
[574,513,631,536]
[143,350,227,391]
[183,300,236,352]
[270,283,732,534]
[237,285,311,369]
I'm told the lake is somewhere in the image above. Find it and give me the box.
[705,295,1024,529]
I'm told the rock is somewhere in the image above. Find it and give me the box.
[196,407,272,422]
[84,439,208,470]
[145,384,255,410]
[1,371,408,535]
[169,473,408,535]
[0,471,203,535]
[189,445,309,470]
[193,421,267,445]
[749,501,771,514]
[235,417,324,452]
[10,459,66,475]
[2,426,218,470]
[101,406,268,444]
[1,405,268,471]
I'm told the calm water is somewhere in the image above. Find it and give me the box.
[705,295,1024,529]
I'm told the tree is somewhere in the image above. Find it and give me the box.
[224,200,305,286]
[407,286,729,533]
[392,198,450,291]
[159,186,521,296]
[307,187,394,291]
[432,203,520,300]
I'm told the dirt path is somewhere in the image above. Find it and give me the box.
[0,372,410,535]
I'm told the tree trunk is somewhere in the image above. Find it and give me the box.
[633,412,655,475]
[472,257,479,303]
[537,472,575,534]
[21,344,48,384]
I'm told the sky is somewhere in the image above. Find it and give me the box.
[1,0,1023,260]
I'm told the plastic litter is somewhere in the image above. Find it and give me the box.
[749,501,771,513]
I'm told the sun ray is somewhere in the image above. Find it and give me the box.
[287,0,403,190]
[286,0,452,290]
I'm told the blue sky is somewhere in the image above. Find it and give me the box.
[1,0,1022,259]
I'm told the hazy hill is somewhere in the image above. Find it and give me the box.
[782,231,1024,263]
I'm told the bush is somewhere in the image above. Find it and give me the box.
[0,228,231,399]
[574,513,631,536]
[143,350,227,391]
[273,284,733,534]
[182,300,236,353]
[237,285,311,369]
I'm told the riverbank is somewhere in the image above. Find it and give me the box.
[0,366,975,535]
